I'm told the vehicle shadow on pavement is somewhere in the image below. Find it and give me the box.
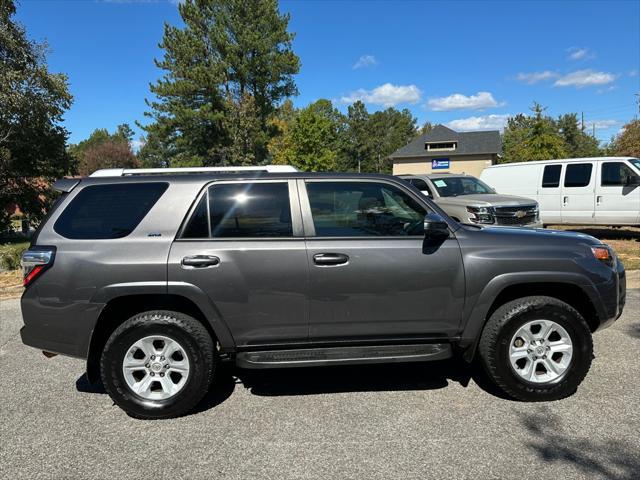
[233,358,511,400]
[521,408,640,480]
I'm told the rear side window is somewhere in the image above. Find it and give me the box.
[54,183,168,239]
[564,163,593,188]
[542,165,562,188]
[601,162,635,186]
[182,182,292,238]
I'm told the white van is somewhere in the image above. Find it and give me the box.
[480,157,640,226]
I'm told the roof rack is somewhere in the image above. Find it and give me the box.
[90,165,299,177]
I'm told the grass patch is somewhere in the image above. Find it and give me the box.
[0,241,29,271]
[547,225,640,271]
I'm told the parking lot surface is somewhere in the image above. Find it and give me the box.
[1,291,639,480]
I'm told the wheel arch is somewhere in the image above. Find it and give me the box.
[459,273,602,362]
[86,293,235,383]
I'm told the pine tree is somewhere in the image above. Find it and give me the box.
[140,0,299,167]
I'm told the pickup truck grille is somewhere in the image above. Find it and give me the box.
[494,205,538,226]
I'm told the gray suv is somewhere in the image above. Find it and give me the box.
[20,167,626,419]
[399,173,542,227]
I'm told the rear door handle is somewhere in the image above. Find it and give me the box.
[596,195,603,205]
[563,196,569,206]
[181,255,220,268]
[313,253,349,266]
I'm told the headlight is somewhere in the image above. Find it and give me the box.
[467,206,495,224]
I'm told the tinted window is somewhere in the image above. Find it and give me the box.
[564,163,593,188]
[54,183,168,239]
[410,178,432,195]
[601,162,635,186]
[542,165,562,188]
[306,181,427,237]
[195,182,292,238]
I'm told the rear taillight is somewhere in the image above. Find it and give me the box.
[21,247,55,287]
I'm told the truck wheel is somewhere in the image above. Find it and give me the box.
[478,296,593,401]
[100,310,216,419]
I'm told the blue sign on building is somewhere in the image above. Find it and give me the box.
[431,158,450,170]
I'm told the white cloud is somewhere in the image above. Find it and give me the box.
[554,69,616,88]
[590,119,619,130]
[515,71,558,84]
[446,114,510,132]
[353,55,378,69]
[427,91,503,111]
[340,83,422,107]
[566,47,594,61]
[629,69,638,77]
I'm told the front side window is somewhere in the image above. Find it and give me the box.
[54,183,168,239]
[182,182,292,238]
[542,165,562,188]
[306,181,427,237]
[410,178,432,196]
[430,176,495,197]
[601,162,635,186]
[564,163,593,188]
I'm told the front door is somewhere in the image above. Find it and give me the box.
[561,162,595,224]
[595,161,640,225]
[168,180,309,347]
[300,179,465,342]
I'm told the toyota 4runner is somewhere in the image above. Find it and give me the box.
[20,166,626,419]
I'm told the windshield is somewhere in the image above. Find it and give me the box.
[629,158,640,173]
[430,176,496,197]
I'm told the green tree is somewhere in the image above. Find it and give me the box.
[341,101,371,172]
[271,100,341,171]
[556,113,601,157]
[502,103,567,162]
[368,108,416,172]
[608,119,640,158]
[0,0,73,231]
[140,0,300,167]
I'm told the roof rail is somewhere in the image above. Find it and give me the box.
[90,165,299,177]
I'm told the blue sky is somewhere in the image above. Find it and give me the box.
[16,0,640,146]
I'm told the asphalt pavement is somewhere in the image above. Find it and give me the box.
[1,292,639,480]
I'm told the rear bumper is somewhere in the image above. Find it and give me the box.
[20,287,103,359]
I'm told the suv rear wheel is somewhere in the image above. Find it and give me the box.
[479,296,593,401]
[101,310,216,419]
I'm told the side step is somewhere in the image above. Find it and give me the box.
[236,343,452,369]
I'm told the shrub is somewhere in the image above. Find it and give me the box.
[0,243,29,271]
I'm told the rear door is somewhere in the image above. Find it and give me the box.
[168,180,309,347]
[561,162,595,224]
[538,164,563,224]
[595,160,640,225]
[300,178,465,342]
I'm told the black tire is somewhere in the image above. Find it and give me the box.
[100,310,216,419]
[478,296,593,401]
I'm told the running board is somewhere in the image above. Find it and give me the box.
[235,343,452,369]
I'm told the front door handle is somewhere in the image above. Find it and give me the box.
[596,195,603,205]
[181,255,220,268]
[563,196,569,206]
[313,253,349,266]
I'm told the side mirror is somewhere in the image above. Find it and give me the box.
[625,175,640,186]
[424,213,450,239]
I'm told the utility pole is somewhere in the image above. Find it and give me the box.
[592,123,595,137]
[581,112,584,132]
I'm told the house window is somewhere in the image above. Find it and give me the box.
[425,142,457,151]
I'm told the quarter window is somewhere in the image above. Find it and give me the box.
[601,162,634,186]
[306,181,427,237]
[182,182,293,238]
[564,163,593,188]
[54,183,168,239]
[541,165,562,188]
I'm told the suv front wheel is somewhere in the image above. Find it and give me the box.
[101,310,216,419]
[479,296,593,401]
